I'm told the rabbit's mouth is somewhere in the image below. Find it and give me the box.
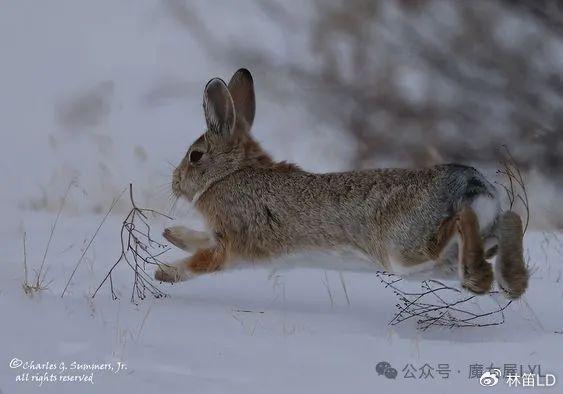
[171,180,181,198]
[174,182,197,203]
[182,191,195,202]
[172,179,192,204]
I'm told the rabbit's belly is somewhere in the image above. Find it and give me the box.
[384,244,460,280]
[264,247,384,273]
[390,258,439,275]
[387,252,459,280]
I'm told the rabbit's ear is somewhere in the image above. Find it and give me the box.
[228,68,255,130]
[203,78,236,137]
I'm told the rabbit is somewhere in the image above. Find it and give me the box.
[155,68,529,299]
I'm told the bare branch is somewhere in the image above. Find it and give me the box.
[92,184,170,303]
[376,271,512,330]
[496,145,531,233]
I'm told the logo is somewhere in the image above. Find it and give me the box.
[376,361,398,380]
[480,369,501,387]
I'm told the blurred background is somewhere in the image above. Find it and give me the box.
[0,0,561,228]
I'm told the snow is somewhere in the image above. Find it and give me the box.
[1,1,562,393]
[1,210,562,393]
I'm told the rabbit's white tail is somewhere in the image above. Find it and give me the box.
[494,211,529,298]
[471,194,501,233]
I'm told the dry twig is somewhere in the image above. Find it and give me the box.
[496,145,530,234]
[376,271,512,331]
[92,184,172,303]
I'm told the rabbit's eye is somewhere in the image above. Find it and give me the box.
[189,150,203,163]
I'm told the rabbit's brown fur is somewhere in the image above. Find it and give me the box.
[495,211,529,298]
[156,69,529,298]
[456,206,494,294]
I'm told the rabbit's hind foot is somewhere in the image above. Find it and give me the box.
[457,206,494,295]
[494,211,529,299]
[462,263,494,295]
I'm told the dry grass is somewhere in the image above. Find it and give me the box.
[21,182,74,296]
[61,187,124,298]
[21,231,52,295]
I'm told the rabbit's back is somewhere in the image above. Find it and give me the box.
[199,163,498,268]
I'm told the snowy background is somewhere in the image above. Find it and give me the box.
[0,1,562,393]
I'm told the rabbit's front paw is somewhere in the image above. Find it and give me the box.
[154,260,190,283]
[163,226,212,252]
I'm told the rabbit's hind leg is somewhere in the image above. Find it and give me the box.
[494,211,528,299]
[456,206,494,294]
[163,226,214,252]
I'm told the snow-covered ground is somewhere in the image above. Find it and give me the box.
[1,1,562,393]
[1,209,562,393]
